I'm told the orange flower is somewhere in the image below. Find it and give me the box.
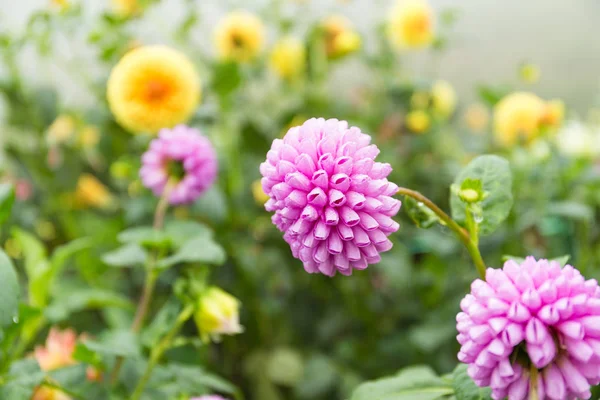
[34,328,78,371]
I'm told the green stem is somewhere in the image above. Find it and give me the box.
[110,183,173,384]
[130,304,195,400]
[465,206,479,248]
[397,187,487,279]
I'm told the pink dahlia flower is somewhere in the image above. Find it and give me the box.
[140,125,217,205]
[457,257,600,400]
[260,118,401,276]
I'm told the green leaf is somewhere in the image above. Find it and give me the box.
[295,354,338,399]
[452,364,492,400]
[0,359,45,400]
[164,220,213,248]
[351,366,453,400]
[45,289,134,322]
[73,343,104,369]
[547,201,594,221]
[102,243,148,267]
[167,364,238,395]
[118,227,172,249]
[501,255,525,264]
[0,250,19,327]
[141,297,181,348]
[403,195,441,229]
[11,228,50,307]
[212,61,242,98]
[266,348,304,387]
[157,235,226,269]
[450,155,513,236]
[84,329,140,357]
[550,255,570,267]
[476,85,510,107]
[50,237,93,278]
[0,183,15,225]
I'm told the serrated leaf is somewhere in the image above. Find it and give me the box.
[0,250,19,327]
[450,155,513,236]
[102,243,148,267]
[351,366,453,400]
[452,364,491,400]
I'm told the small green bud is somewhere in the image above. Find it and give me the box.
[459,188,480,203]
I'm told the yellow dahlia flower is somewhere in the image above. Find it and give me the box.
[214,11,265,63]
[112,0,140,17]
[322,15,361,59]
[431,80,457,118]
[388,0,435,50]
[406,110,431,133]
[107,45,200,134]
[494,92,545,147]
[74,174,114,209]
[270,37,306,80]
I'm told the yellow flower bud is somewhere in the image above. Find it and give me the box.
[112,0,140,17]
[74,174,114,209]
[331,30,361,58]
[269,37,306,80]
[78,125,101,148]
[322,16,360,59]
[431,80,457,118]
[519,63,541,84]
[215,11,265,63]
[406,110,431,133]
[47,115,76,145]
[195,287,243,342]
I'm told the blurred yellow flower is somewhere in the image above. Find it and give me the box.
[4,238,22,259]
[32,387,72,400]
[214,11,265,63]
[494,92,545,147]
[388,0,435,50]
[195,287,243,342]
[78,125,101,148]
[269,37,306,80]
[107,45,200,134]
[519,63,541,84]
[112,0,139,17]
[322,15,361,59]
[463,103,490,133]
[540,99,565,130]
[74,174,114,209]
[35,220,56,241]
[50,0,69,11]
[47,115,76,145]
[410,91,430,110]
[406,110,431,133]
[431,80,457,118]
[252,180,269,205]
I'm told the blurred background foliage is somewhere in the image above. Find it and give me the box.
[2,0,600,399]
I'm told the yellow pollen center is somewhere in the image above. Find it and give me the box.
[145,80,169,101]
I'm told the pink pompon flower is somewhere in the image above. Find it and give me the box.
[260,118,401,277]
[457,257,600,400]
[140,125,217,205]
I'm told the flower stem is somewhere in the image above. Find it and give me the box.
[396,187,487,279]
[130,304,195,400]
[110,184,173,384]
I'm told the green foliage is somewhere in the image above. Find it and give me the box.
[450,155,513,235]
[0,184,16,225]
[0,250,19,327]
[452,364,492,400]
[350,366,454,400]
